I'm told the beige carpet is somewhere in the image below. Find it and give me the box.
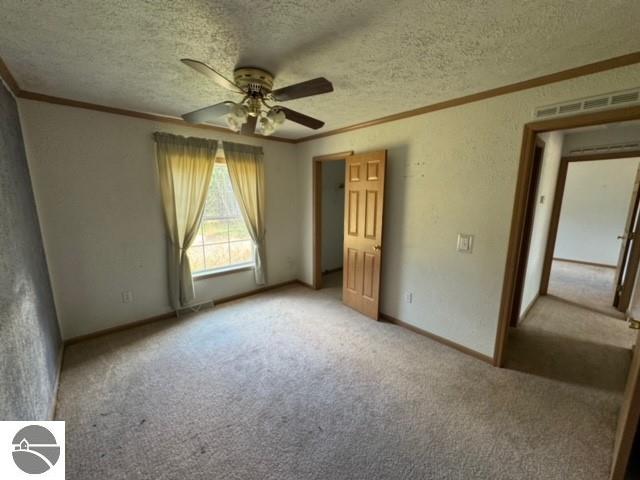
[56,283,633,479]
[548,260,620,318]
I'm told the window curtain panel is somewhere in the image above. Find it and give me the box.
[223,141,267,285]
[154,132,218,309]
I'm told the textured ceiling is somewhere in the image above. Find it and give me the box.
[1,0,639,139]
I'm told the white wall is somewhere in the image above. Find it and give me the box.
[16,62,640,355]
[321,161,345,272]
[554,157,640,266]
[18,100,300,339]
[519,132,564,316]
[296,64,640,358]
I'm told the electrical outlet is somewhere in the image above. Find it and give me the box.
[404,292,413,304]
[121,290,133,304]
[457,234,474,253]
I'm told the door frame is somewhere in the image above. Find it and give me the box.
[495,105,640,367]
[539,149,640,298]
[494,105,640,479]
[509,137,546,327]
[312,150,354,289]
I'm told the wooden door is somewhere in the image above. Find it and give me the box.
[614,164,640,311]
[610,328,640,480]
[342,150,387,319]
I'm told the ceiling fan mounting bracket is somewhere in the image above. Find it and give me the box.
[233,67,274,94]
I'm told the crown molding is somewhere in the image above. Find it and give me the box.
[0,57,296,144]
[2,51,640,145]
[294,51,640,143]
[16,90,297,144]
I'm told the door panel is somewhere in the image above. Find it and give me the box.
[342,150,387,319]
[614,164,640,312]
[347,191,359,235]
[365,190,378,238]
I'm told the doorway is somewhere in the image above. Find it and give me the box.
[539,151,640,317]
[312,151,353,291]
[495,106,640,480]
[312,149,388,319]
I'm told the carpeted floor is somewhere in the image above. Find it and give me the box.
[56,281,634,480]
[547,259,620,318]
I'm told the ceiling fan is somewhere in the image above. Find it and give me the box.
[180,59,333,136]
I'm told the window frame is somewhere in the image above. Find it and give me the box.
[189,157,255,279]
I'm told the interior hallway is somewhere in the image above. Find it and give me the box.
[508,295,635,391]
[547,259,621,318]
[56,281,633,480]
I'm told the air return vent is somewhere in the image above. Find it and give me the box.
[534,88,640,119]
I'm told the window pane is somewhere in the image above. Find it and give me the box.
[230,240,253,265]
[187,245,206,273]
[228,217,250,241]
[202,219,228,244]
[194,162,256,274]
[204,244,230,270]
[191,225,204,246]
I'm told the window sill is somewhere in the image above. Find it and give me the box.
[193,264,254,281]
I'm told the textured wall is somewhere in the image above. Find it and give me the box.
[297,63,640,358]
[0,81,61,420]
[19,100,300,339]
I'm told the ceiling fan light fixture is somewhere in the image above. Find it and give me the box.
[226,114,243,132]
[259,116,276,136]
[229,103,249,121]
[268,108,286,126]
[181,59,332,135]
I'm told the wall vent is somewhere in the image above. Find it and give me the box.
[534,88,640,120]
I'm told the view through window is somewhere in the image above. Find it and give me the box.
[188,163,253,274]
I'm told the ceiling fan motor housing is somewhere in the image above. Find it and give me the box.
[233,67,274,94]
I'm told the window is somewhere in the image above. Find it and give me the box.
[187,162,253,275]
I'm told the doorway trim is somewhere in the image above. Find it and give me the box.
[312,151,353,289]
[539,149,640,296]
[495,105,640,368]
[509,137,546,328]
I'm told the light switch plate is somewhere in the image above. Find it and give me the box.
[457,234,474,253]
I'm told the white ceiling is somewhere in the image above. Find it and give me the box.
[1,0,639,139]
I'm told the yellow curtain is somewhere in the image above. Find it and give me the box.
[222,142,266,285]
[154,132,217,309]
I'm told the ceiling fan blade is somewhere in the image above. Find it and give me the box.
[278,107,325,129]
[271,77,333,101]
[181,58,244,93]
[241,115,258,135]
[182,101,234,124]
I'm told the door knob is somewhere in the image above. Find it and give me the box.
[373,244,382,252]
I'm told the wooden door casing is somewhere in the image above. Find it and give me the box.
[614,164,640,311]
[342,151,387,319]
